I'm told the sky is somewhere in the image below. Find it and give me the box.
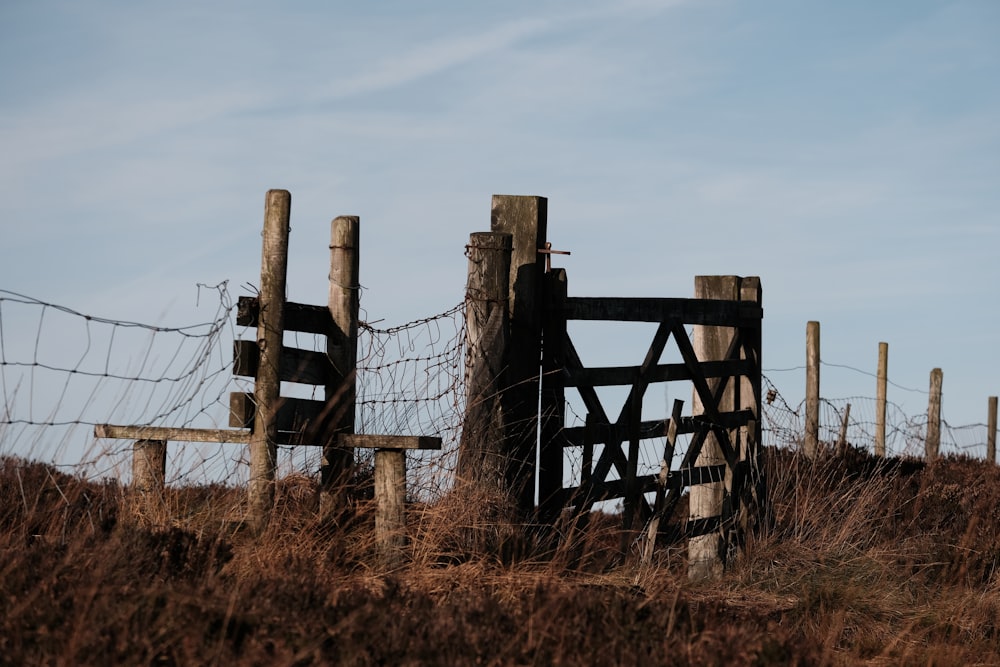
[1,0,999,466]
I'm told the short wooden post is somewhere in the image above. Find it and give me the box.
[374,448,407,567]
[875,342,888,457]
[835,403,851,456]
[490,195,548,516]
[643,399,683,565]
[457,232,513,503]
[249,189,290,532]
[988,396,997,464]
[132,439,167,516]
[804,321,820,459]
[689,275,739,581]
[926,368,943,461]
[321,216,360,516]
[339,434,441,568]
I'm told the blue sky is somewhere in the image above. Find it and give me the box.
[2,0,999,459]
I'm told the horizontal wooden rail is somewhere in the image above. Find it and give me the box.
[233,339,342,386]
[560,297,762,326]
[96,424,252,444]
[561,463,729,504]
[96,423,335,446]
[337,434,443,450]
[237,296,343,338]
[561,410,755,447]
[562,359,757,388]
[229,392,329,431]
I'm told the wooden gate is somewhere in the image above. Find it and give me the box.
[538,270,763,559]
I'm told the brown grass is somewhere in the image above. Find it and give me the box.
[1,448,999,665]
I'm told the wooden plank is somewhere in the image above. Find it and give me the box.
[338,434,442,450]
[564,359,756,387]
[561,411,754,448]
[229,392,330,432]
[237,296,343,339]
[233,339,340,386]
[96,424,252,444]
[561,297,761,326]
[561,464,727,505]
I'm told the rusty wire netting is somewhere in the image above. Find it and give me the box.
[1,286,996,498]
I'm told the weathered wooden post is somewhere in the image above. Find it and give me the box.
[374,448,406,566]
[689,275,740,581]
[875,342,888,457]
[490,195,547,516]
[835,403,852,456]
[248,189,290,532]
[132,439,167,517]
[457,231,513,506]
[805,321,820,459]
[926,368,943,460]
[321,216,360,516]
[539,268,568,523]
[340,435,442,568]
[988,396,997,464]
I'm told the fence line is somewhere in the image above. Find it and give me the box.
[1,287,997,496]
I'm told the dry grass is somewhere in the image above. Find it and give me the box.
[2,448,999,665]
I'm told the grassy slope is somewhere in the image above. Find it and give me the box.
[1,449,998,666]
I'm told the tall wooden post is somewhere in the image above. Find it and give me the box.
[321,216,360,516]
[805,321,821,459]
[926,368,943,461]
[875,342,888,457]
[249,189,290,532]
[539,268,567,522]
[988,396,997,464]
[457,232,513,505]
[689,275,740,581]
[490,195,547,517]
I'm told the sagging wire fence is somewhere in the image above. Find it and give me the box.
[0,286,996,499]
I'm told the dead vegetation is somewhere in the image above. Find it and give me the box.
[1,448,999,666]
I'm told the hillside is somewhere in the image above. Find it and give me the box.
[1,448,998,666]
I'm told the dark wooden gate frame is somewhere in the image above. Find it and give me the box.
[537,270,764,551]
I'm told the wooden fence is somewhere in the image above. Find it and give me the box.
[802,321,998,464]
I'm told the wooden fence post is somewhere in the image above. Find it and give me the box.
[339,434,441,567]
[926,368,943,461]
[374,448,407,567]
[132,439,167,517]
[321,216,360,516]
[875,342,888,457]
[539,268,567,523]
[490,195,547,516]
[805,321,820,459]
[689,275,740,581]
[988,396,997,465]
[835,403,851,456]
[457,231,513,507]
[248,189,290,532]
